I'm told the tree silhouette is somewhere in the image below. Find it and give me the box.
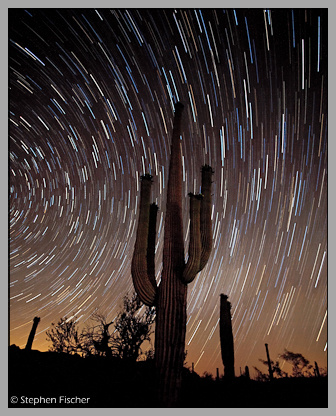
[111,292,155,361]
[253,366,269,382]
[257,358,288,379]
[254,348,322,380]
[280,349,313,377]
[46,317,81,354]
[202,371,214,381]
[81,312,114,357]
[46,293,154,361]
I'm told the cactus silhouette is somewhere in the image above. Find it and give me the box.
[219,294,235,379]
[216,367,220,381]
[25,317,40,351]
[314,361,320,377]
[131,102,213,405]
[265,343,274,381]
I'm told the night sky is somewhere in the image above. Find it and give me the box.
[9,7,328,377]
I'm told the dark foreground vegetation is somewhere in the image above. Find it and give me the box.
[9,345,327,408]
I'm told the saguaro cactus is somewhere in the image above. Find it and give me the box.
[265,343,274,381]
[219,294,235,379]
[25,316,40,351]
[131,102,213,405]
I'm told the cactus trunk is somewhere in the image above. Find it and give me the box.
[155,102,186,405]
[219,294,235,379]
[131,102,213,406]
[155,281,187,404]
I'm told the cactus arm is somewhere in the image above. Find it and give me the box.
[199,165,214,271]
[181,193,202,284]
[131,174,157,306]
[182,165,214,283]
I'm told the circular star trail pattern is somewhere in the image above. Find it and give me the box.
[9,8,327,376]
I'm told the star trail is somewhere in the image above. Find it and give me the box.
[9,8,327,377]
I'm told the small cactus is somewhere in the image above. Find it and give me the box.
[265,343,274,381]
[219,294,235,379]
[25,317,40,351]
